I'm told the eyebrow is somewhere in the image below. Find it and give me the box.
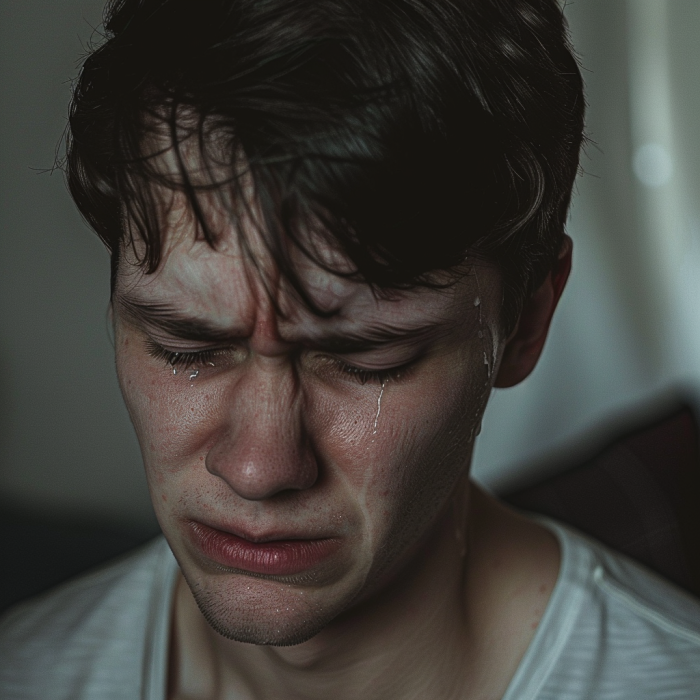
[310,322,454,353]
[115,295,457,352]
[116,297,242,343]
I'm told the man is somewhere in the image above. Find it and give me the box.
[1,0,699,698]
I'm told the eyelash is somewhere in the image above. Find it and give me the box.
[331,360,409,385]
[146,340,223,369]
[145,340,411,385]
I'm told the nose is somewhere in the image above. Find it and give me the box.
[205,358,319,500]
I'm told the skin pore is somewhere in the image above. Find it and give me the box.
[113,192,569,700]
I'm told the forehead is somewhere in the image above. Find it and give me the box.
[115,187,501,339]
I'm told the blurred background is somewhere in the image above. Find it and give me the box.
[1,1,700,605]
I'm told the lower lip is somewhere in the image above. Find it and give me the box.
[188,521,341,576]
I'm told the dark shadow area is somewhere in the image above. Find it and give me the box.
[0,505,160,615]
[503,402,700,597]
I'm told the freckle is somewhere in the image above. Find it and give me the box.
[162,493,167,502]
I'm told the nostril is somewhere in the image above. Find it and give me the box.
[205,440,319,501]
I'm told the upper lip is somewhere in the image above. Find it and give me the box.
[187,518,336,544]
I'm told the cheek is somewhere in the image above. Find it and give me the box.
[313,355,485,535]
[354,362,487,579]
[116,334,223,471]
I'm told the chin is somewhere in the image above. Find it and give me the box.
[199,605,337,647]
[183,568,357,646]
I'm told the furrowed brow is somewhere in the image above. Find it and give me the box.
[310,320,456,353]
[116,295,459,350]
[115,296,239,342]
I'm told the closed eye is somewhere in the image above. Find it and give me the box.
[329,357,414,385]
[145,339,232,369]
[146,338,416,384]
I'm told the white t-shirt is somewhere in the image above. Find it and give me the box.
[1,518,699,699]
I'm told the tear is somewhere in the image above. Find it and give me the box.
[473,267,494,381]
[372,381,386,434]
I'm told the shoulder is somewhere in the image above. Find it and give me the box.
[559,521,700,644]
[0,536,177,700]
[591,535,700,644]
[526,520,700,699]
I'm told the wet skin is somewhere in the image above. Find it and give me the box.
[113,206,569,699]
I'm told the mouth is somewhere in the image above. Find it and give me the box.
[186,520,342,576]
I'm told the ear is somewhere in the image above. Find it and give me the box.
[494,236,572,388]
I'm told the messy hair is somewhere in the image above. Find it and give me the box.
[66,0,584,329]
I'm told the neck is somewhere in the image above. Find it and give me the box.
[170,485,560,700]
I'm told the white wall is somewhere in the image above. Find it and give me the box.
[1,1,698,532]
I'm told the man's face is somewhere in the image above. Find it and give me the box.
[113,201,503,645]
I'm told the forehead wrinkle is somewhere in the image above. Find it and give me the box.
[115,294,246,342]
[114,283,466,355]
[117,211,493,348]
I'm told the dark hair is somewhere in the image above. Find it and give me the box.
[66,0,584,329]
